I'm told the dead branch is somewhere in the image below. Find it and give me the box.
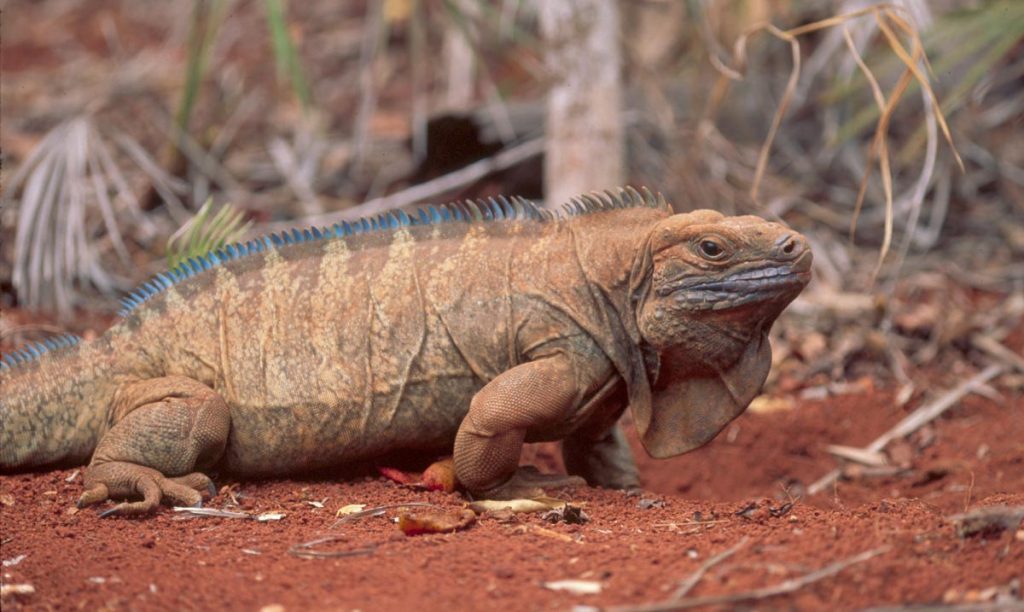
[610,546,888,612]
[808,364,1004,495]
[256,138,544,235]
[826,445,887,467]
[970,335,1024,374]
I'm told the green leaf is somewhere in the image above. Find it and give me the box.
[166,199,253,269]
[265,0,313,110]
[176,0,230,134]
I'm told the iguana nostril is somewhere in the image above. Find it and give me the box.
[772,233,806,260]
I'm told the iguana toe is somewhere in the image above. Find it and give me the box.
[83,461,211,517]
[94,475,162,517]
[159,479,205,507]
[169,472,217,500]
[77,483,110,509]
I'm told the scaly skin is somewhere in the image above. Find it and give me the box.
[0,189,811,514]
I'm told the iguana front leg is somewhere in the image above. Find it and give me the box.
[78,376,230,516]
[562,423,640,490]
[453,356,587,499]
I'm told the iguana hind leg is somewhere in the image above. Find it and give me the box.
[79,376,230,516]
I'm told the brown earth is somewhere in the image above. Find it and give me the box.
[2,375,1021,611]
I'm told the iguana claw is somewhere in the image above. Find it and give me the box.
[97,506,121,519]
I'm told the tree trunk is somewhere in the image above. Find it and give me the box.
[538,0,624,208]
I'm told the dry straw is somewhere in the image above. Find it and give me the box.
[702,3,964,279]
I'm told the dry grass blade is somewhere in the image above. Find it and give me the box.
[859,66,911,279]
[809,6,956,279]
[861,12,919,278]
[164,118,243,195]
[829,3,1020,159]
[171,506,251,519]
[113,133,190,222]
[887,88,938,280]
[876,10,964,172]
[288,535,378,559]
[750,25,800,205]
[258,137,544,233]
[842,26,886,132]
[784,5,884,38]
[702,3,962,281]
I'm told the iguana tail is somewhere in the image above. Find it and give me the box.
[0,335,114,471]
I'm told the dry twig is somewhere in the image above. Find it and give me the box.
[258,138,543,234]
[702,3,962,279]
[808,364,1004,495]
[288,535,378,559]
[970,335,1024,374]
[328,501,434,529]
[610,547,888,612]
[670,537,748,600]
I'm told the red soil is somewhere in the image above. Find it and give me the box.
[2,380,1021,610]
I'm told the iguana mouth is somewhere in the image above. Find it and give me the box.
[658,254,811,311]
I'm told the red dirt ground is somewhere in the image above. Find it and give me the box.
[2,375,1021,610]
[3,2,1022,609]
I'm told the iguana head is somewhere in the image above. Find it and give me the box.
[630,209,812,458]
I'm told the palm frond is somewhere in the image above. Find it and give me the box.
[2,117,166,316]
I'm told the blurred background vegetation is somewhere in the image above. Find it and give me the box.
[1,0,1021,399]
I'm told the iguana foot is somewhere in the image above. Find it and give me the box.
[562,424,641,490]
[80,376,230,517]
[473,466,585,500]
[79,462,216,516]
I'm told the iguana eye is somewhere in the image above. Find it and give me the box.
[698,239,726,260]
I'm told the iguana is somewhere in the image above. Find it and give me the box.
[0,188,811,516]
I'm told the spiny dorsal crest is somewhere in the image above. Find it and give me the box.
[561,186,668,217]
[0,333,82,372]
[114,186,667,317]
